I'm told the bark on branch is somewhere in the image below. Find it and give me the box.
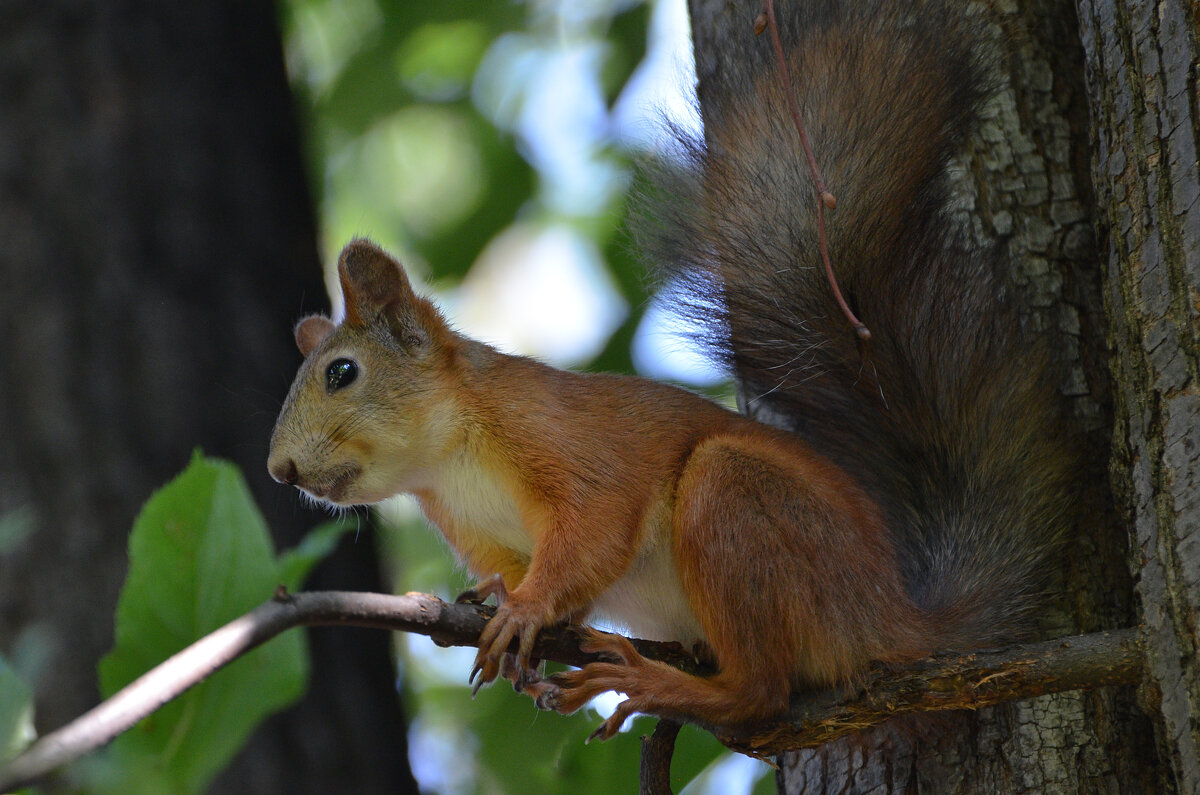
[639,718,683,795]
[0,590,1141,790]
[715,628,1142,757]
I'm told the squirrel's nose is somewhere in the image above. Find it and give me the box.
[269,458,299,486]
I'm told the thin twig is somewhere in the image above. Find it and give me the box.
[639,718,683,795]
[756,0,870,341]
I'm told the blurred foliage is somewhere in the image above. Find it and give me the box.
[279,0,653,380]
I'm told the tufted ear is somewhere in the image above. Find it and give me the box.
[294,314,335,357]
[337,238,417,328]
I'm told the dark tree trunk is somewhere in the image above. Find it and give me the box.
[686,0,1174,790]
[1076,0,1200,790]
[0,1,417,791]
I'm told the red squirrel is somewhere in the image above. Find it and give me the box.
[268,0,1073,739]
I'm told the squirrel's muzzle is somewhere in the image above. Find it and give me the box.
[268,457,299,486]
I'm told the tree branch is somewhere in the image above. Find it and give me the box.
[639,718,682,795]
[713,628,1142,757]
[0,590,702,790]
[0,590,1141,790]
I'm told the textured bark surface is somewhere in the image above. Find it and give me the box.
[1075,0,1200,792]
[0,2,416,791]
[687,0,1166,791]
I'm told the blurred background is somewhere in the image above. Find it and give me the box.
[284,0,720,383]
[0,0,767,792]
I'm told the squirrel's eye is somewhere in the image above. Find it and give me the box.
[325,358,358,392]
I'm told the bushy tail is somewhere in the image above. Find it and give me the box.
[645,0,1073,647]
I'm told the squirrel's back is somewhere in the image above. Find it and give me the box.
[649,0,1074,647]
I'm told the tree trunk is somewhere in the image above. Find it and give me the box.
[0,1,416,791]
[1075,0,1200,791]
[686,0,1174,790]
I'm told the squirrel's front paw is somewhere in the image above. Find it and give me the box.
[455,573,507,606]
[471,597,546,694]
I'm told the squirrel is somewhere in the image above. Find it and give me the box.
[267,0,1074,739]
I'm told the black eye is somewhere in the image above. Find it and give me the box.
[325,358,358,392]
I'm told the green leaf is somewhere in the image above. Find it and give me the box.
[276,520,353,591]
[0,654,34,765]
[91,456,311,794]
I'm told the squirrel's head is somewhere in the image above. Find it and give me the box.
[267,238,461,506]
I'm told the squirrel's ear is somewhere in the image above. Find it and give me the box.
[295,315,335,356]
[337,238,416,328]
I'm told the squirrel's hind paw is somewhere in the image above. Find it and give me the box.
[540,630,655,723]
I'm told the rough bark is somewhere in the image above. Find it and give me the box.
[1075,0,1200,792]
[0,1,416,791]
[686,0,1166,791]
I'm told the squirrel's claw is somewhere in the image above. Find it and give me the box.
[587,698,639,743]
[455,573,508,606]
[504,653,545,693]
[521,674,559,708]
[539,629,659,735]
[470,590,544,695]
[470,670,488,698]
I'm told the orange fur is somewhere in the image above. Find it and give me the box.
[268,239,935,730]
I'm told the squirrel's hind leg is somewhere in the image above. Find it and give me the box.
[538,629,786,739]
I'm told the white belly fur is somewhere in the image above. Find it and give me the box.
[435,453,702,645]
[589,522,705,646]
